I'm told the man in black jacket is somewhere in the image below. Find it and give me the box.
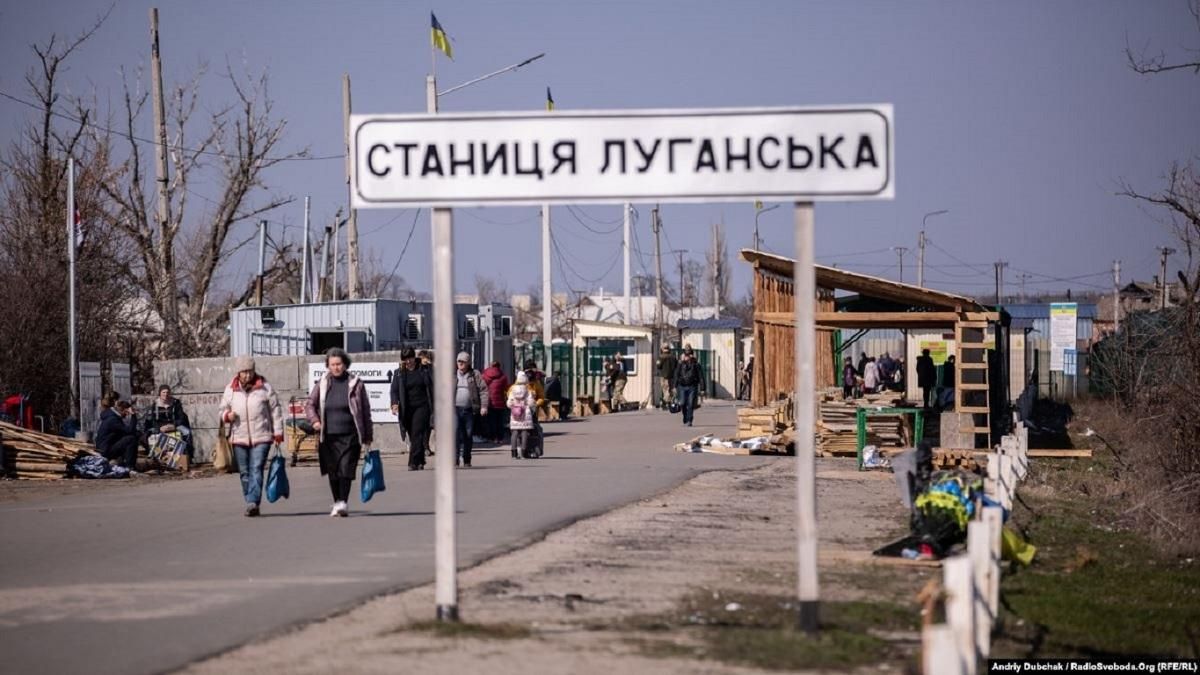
[391,348,435,470]
[656,345,678,408]
[673,347,702,427]
[916,349,936,409]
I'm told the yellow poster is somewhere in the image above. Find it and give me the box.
[920,340,949,365]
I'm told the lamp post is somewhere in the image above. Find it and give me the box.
[754,203,781,251]
[918,209,949,288]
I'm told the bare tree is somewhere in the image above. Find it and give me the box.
[0,13,142,420]
[99,56,306,359]
[474,273,510,304]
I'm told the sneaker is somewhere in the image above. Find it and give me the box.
[336,501,348,517]
[244,504,259,517]
[330,502,341,517]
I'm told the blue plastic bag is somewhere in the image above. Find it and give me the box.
[360,449,386,503]
[265,450,290,503]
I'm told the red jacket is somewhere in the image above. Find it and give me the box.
[481,365,510,409]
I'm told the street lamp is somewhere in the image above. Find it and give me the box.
[754,203,781,251]
[918,209,949,288]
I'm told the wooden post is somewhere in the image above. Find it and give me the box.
[923,623,965,675]
[983,506,1003,621]
[985,452,999,499]
[968,521,992,659]
[944,556,977,675]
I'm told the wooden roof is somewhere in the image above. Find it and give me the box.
[740,249,987,312]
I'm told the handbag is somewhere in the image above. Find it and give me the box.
[360,448,386,503]
[265,446,290,503]
[669,400,682,414]
[213,422,235,473]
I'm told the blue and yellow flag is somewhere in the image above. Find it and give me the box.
[754,200,764,211]
[546,87,555,111]
[431,13,453,59]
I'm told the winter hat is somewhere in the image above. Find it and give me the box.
[456,351,471,364]
[516,371,529,384]
[235,356,256,373]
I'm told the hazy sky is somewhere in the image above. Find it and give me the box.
[2,1,1198,303]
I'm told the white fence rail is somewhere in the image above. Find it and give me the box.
[922,413,1030,675]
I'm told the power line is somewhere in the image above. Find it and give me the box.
[381,208,422,291]
[564,204,622,234]
[0,88,341,162]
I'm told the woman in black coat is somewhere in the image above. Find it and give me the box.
[390,347,434,471]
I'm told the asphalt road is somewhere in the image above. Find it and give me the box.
[0,401,766,675]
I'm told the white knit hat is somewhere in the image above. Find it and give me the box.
[516,371,528,384]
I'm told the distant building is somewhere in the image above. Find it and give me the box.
[1095,279,1187,338]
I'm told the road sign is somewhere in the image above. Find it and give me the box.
[352,106,893,207]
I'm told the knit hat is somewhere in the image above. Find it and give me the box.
[456,351,471,363]
[235,356,255,373]
[516,371,529,384]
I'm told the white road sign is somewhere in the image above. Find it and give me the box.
[352,106,893,207]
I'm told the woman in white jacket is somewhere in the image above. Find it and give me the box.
[219,356,284,517]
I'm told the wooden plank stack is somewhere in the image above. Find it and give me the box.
[816,390,908,456]
[0,421,98,480]
[736,395,794,439]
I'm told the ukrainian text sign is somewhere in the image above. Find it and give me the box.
[352,106,893,207]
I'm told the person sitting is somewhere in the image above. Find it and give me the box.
[95,392,139,472]
[143,384,192,458]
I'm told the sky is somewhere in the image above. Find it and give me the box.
[2,0,1198,304]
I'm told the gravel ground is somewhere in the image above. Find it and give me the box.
[180,456,932,674]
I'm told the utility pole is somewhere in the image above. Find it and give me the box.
[623,203,631,325]
[331,213,341,301]
[712,222,722,318]
[67,157,77,422]
[256,220,268,306]
[300,197,310,303]
[1113,260,1121,334]
[993,260,1008,305]
[1017,272,1032,303]
[917,230,926,288]
[676,250,687,308]
[149,8,177,350]
[1158,246,1176,309]
[318,225,332,302]
[893,246,908,283]
[652,206,664,342]
[343,74,361,299]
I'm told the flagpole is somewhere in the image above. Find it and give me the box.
[67,157,78,424]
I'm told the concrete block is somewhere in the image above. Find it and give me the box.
[940,412,975,449]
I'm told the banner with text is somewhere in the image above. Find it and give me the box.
[307,363,398,424]
[1049,303,1078,372]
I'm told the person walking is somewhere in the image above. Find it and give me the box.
[674,347,702,427]
[507,371,536,459]
[391,347,434,470]
[481,360,509,442]
[916,349,936,409]
[219,356,284,517]
[306,348,374,517]
[95,391,139,472]
[453,352,488,468]
[610,354,628,410]
[657,345,678,407]
[842,356,857,400]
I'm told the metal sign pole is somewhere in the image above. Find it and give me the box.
[793,201,819,634]
[427,73,459,622]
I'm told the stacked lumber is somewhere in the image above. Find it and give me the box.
[736,396,794,439]
[0,421,98,480]
[816,390,908,456]
[930,448,981,472]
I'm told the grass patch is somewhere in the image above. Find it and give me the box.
[622,589,917,670]
[405,620,534,641]
[996,477,1200,658]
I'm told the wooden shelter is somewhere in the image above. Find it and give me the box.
[742,249,1006,448]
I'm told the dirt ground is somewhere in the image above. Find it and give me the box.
[180,456,934,674]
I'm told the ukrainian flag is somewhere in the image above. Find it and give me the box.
[431,13,453,59]
[546,87,555,111]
